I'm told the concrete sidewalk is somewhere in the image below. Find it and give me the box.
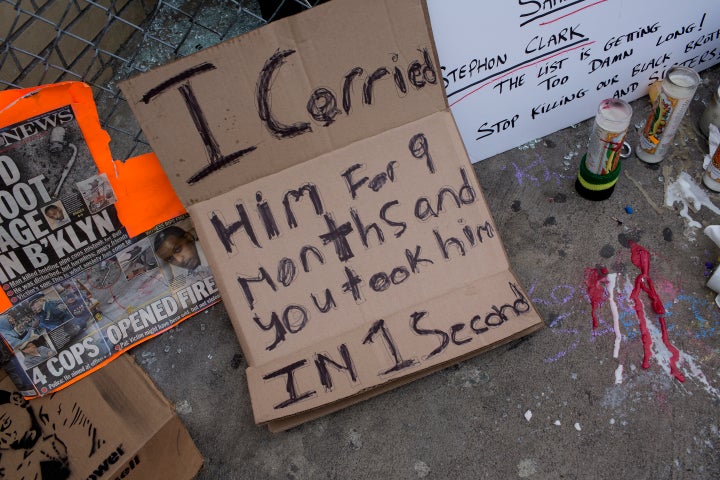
[131,64,720,480]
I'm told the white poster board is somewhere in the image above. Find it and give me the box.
[426,0,720,163]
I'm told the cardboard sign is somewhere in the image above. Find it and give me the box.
[120,0,544,430]
[0,353,203,480]
[425,0,720,162]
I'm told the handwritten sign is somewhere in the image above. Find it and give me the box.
[426,0,720,162]
[120,0,544,429]
[189,112,543,423]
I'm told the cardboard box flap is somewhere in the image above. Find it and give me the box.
[246,270,543,426]
[120,0,447,206]
[0,354,203,479]
[266,316,540,433]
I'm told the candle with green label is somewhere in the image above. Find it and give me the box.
[575,98,632,201]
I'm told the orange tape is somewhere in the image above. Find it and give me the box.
[0,83,200,396]
[0,82,185,311]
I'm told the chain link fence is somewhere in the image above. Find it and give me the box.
[1,0,322,159]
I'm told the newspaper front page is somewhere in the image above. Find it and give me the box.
[0,95,220,397]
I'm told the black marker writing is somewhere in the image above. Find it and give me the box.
[211,184,325,254]
[341,266,363,302]
[343,67,364,114]
[277,257,296,287]
[405,245,434,273]
[494,74,525,94]
[685,29,720,53]
[409,133,435,174]
[341,161,397,199]
[678,47,717,70]
[238,266,275,310]
[380,200,407,238]
[257,49,312,139]
[369,265,410,292]
[631,53,671,77]
[319,213,354,262]
[393,65,408,95]
[362,319,417,375]
[604,23,659,51]
[588,49,633,74]
[414,168,477,221]
[363,67,391,104]
[656,20,702,46]
[210,207,260,254]
[139,49,438,184]
[537,57,569,77]
[311,289,337,313]
[525,25,586,54]
[307,87,341,127]
[530,88,587,119]
[264,360,316,409]
[442,53,508,89]
[300,245,325,272]
[260,47,436,136]
[411,310,448,360]
[283,184,324,229]
[434,229,466,259]
[378,162,396,189]
[342,163,369,199]
[178,83,257,184]
[518,0,588,27]
[596,74,619,90]
[261,282,534,410]
[256,191,280,239]
[351,207,385,248]
[476,114,520,140]
[314,344,357,391]
[408,48,438,87]
[435,219,496,260]
[140,62,216,104]
[410,283,532,359]
[254,304,309,351]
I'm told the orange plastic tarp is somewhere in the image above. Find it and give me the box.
[0,82,185,312]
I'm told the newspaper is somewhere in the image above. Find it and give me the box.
[0,88,220,397]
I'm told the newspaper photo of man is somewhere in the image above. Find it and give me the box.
[27,291,87,343]
[17,338,55,369]
[29,293,72,332]
[57,282,93,327]
[0,312,34,348]
[0,354,35,396]
[43,202,70,230]
[153,224,212,286]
